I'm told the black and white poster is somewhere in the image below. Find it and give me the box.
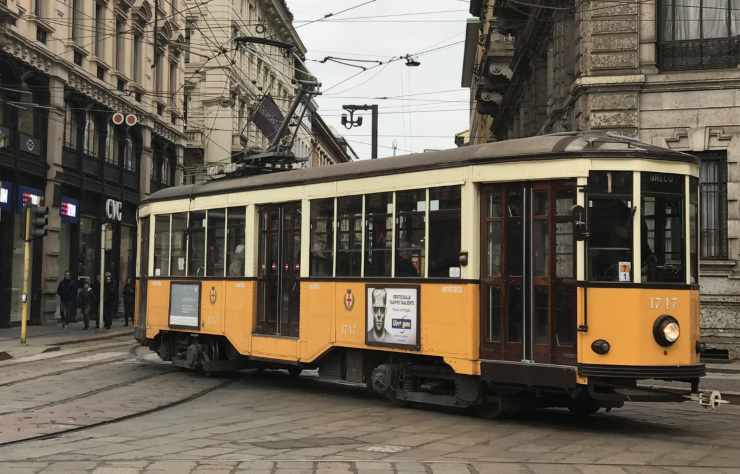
[169,282,201,328]
[366,286,420,349]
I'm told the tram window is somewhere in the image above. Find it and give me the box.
[508,283,523,342]
[206,208,225,277]
[171,212,187,276]
[486,190,503,277]
[534,286,549,344]
[226,207,246,277]
[364,193,392,277]
[506,187,524,277]
[153,215,170,277]
[395,189,426,277]
[429,186,461,278]
[555,284,576,346]
[188,210,206,277]
[641,173,685,283]
[555,187,575,278]
[487,286,501,342]
[309,199,334,277]
[139,217,149,278]
[336,196,362,277]
[587,171,633,282]
[690,177,699,284]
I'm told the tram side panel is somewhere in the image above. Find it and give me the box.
[299,280,337,362]
[145,280,172,339]
[224,280,255,354]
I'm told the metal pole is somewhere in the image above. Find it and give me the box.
[371,105,378,159]
[268,88,307,152]
[20,206,31,344]
[99,223,106,329]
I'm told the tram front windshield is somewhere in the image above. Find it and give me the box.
[587,171,688,284]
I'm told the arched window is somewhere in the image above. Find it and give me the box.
[83,111,98,158]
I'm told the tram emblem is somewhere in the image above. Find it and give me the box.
[209,286,217,305]
[344,289,354,311]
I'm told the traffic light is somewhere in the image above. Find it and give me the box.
[25,205,48,240]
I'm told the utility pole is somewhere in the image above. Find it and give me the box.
[99,223,106,329]
[341,104,378,159]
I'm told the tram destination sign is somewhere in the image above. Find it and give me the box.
[169,282,201,329]
[365,285,420,350]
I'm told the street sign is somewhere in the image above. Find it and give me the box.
[17,186,42,210]
[112,112,125,125]
[125,114,138,127]
[105,198,123,222]
[60,196,79,223]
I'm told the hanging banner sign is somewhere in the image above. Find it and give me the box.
[252,95,284,142]
[60,196,80,223]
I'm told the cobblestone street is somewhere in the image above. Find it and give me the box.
[0,334,739,474]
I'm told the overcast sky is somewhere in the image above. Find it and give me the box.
[285,0,471,159]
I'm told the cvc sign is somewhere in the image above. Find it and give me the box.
[105,198,123,222]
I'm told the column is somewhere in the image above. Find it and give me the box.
[140,125,153,197]
[41,75,67,323]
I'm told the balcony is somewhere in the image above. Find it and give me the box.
[185,129,204,149]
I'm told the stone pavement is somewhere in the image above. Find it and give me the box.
[0,359,738,473]
[0,320,132,362]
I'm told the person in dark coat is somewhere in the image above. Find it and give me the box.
[56,271,78,327]
[122,278,135,327]
[77,280,96,330]
[103,274,117,330]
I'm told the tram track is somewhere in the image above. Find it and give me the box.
[0,339,134,369]
[0,367,232,447]
[0,345,136,388]
[0,378,232,448]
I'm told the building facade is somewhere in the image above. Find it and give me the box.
[0,0,186,326]
[463,0,740,358]
[182,0,349,183]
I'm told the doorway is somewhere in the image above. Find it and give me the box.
[255,202,301,337]
[480,181,578,365]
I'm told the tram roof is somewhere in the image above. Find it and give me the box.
[146,132,695,203]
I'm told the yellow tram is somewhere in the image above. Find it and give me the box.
[134,132,719,416]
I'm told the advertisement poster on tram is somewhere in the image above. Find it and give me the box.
[169,283,200,328]
[366,286,419,349]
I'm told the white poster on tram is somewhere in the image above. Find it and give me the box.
[169,283,200,328]
[366,286,420,349]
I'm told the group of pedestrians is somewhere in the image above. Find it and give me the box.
[56,270,135,330]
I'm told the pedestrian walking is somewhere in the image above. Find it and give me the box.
[103,274,117,330]
[56,271,78,327]
[122,278,135,327]
[76,280,96,330]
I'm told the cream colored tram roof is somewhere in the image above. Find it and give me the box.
[145,132,695,203]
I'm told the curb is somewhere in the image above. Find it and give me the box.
[49,330,133,346]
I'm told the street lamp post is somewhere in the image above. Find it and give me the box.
[341,104,378,159]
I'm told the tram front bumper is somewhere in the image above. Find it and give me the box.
[578,363,705,380]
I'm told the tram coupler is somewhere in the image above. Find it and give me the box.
[688,390,728,409]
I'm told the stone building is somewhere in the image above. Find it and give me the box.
[182,0,348,182]
[463,0,740,358]
[0,0,186,326]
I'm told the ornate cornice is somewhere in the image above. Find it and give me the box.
[0,28,54,74]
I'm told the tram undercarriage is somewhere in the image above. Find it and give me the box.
[149,332,724,417]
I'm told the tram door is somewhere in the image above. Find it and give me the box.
[255,202,301,338]
[480,181,578,364]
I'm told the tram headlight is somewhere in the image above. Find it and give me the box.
[653,315,680,347]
